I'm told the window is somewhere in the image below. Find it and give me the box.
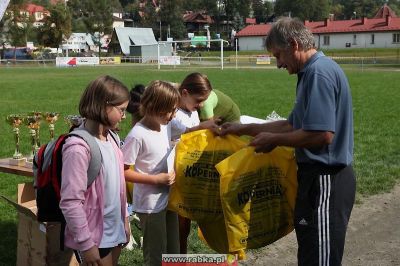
[323,36,330,46]
[393,33,400,43]
[371,34,375,44]
[352,35,357,45]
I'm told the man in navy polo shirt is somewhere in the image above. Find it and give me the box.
[220,17,355,266]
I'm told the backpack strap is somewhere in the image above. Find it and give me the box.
[68,129,102,187]
[108,129,121,148]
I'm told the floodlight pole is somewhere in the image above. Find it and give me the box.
[221,39,223,70]
[220,39,230,70]
[235,38,238,70]
[157,42,160,70]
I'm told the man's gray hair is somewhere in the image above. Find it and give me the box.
[265,17,315,51]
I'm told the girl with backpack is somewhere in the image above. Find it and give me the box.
[122,80,181,266]
[60,75,130,265]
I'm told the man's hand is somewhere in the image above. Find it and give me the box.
[249,132,277,153]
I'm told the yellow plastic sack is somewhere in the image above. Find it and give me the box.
[197,227,246,260]
[168,129,247,221]
[126,181,134,203]
[215,146,297,253]
[125,165,135,203]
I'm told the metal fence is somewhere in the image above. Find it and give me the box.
[1,55,400,70]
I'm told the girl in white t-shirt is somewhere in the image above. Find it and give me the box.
[122,80,180,266]
[169,72,220,253]
[170,73,219,141]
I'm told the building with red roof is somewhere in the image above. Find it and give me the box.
[236,4,400,51]
[235,24,272,50]
[183,11,214,34]
[19,3,49,27]
[306,15,400,49]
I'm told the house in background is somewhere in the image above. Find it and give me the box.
[308,4,400,49]
[60,33,96,54]
[112,12,134,28]
[235,3,400,51]
[235,24,272,50]
[108,27,172,62]
[6,3,50,28]
[24,3,49,27]
[183,11,214,35]
[112,13,125,28]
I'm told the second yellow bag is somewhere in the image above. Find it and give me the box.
[215,146,298,252]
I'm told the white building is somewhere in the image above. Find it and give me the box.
[60,33,96,54]
[235,4,400,50]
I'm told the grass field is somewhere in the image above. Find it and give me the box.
[0,65,399,265]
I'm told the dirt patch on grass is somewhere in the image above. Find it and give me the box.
[240,183,400,265]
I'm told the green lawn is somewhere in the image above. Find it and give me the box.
[0,65,399,265]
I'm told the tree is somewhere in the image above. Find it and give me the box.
[3,0,34,59]
[330,2,345,20]
[339,0,385,19]
[274,0,330,21]
[67,0,116,55]
[387,0,400,16]
[232,11,244,31]
[252,0,273,23]
[160,0,185,40]
[137,1,158,30]
[119,0,133,8]
[30,0,51,8]
[182,0,218,14]
[221,0,251,27]
[123,1,142,26]
[311,0,330,21]
[37,3,71,50]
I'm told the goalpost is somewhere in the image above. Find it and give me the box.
[157,39,231,70]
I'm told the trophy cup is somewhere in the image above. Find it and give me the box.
[43,112,59,140]
[24,114,41,165]
[65,115,84,129]
[28,111,42,147]
[6,114,26,166]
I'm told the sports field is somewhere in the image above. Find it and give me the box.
[0,65,399,264]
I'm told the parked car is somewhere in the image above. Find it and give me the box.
[2,48,33,60]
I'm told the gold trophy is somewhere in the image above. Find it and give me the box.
[65,115,84,129]
[24,114,41,164]
[6,114,26,166]
[43,112,59,140]
[28,111,42,147]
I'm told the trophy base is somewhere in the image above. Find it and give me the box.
[25,160,33,168]
[9,157,27,166]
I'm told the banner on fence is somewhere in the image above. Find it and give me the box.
[99,57,121,65]
[256,55,271,65]
[56,57,100,67]
[159,56,180,65]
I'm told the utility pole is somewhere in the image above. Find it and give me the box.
[158,0,162,41]
[159,20,162,41]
